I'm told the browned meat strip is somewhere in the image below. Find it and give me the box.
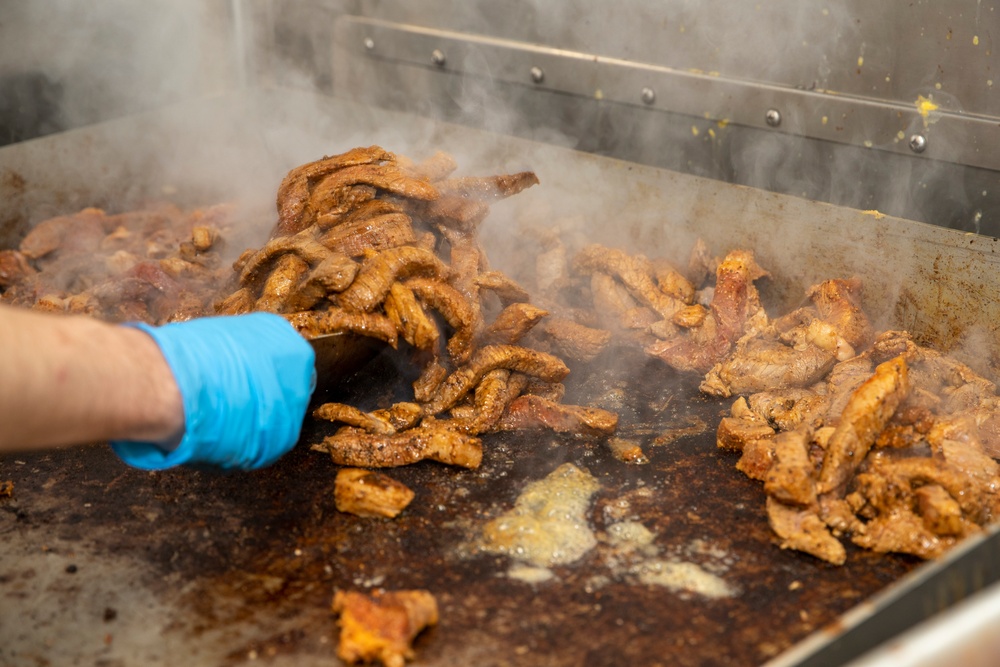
[746,389,828,432]
[309,184,379,229]
[850,506,953,560]
[238,228,331,290]
[422,345,570,415]
[371,402,424,433]
[412,361,449,403]
[20,208,108,261]
[334,468,415,519]
[817,355,910,496]
[283,252,359,312]
[764,428,818,507]
[383,283,440,351]
[284,309,399,347]
[275,145,395,236]
[436,172,540,200]
[315,422,483,469]
[333,589,439,667]
[474,271,531,305]
[254,253,310,313]
[573,244,686,320]
[652,258,696,303]
[319,212,417,258]
[215,287,255,315]
[496,395,619,436]
[339,246,450,313]
[534,317,612,363]
[766,496,846,565]
[700,335,837,398]
[405,277,476,363]
[480,302,548,345]
[807,278,873,350]
[314,403,398,435]
[449,369,528,434]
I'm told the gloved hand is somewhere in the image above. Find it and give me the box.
[111,313,316,471]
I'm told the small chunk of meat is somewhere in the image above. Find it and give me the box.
[334,468,415,519]
[333,589,439,667]
[850,506,954,560]
[807,278,873,350]
[474,270,531,305]
[284,309,399,347]
[319,212,417,258]
[480,302,548,345]
[314,403,397,435]
[534,317,612,363]
[764,428,818,507]
[283,252,359,312]
[767,497,846,565]
[700,335,837,398]
[405,277,476,363]
[573,244,686,320]
[383,283,440,351]
[254,253,311,313]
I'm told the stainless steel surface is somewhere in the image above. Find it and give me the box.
[332,15,1000,173]
[2,89,1000,665]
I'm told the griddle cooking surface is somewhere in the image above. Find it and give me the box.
[0,346,917,666]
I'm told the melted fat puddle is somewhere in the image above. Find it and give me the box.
[473,462,736,599]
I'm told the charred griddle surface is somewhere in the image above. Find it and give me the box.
[0,347,917,666]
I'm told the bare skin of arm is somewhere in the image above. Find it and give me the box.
[0,304,184,451]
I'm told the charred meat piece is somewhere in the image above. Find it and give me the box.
[334,468,415,519]
[332,589,439,667]
[315,421,483,469]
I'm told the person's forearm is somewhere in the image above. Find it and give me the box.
[0,305,184,451]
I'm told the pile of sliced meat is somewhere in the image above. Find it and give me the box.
[213,146,619,479]
[521,231,1000,565]
[0,203,236,323]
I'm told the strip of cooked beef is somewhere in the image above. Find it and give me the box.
[532,316,612,363]
[817,355,911,496]
[254,252,311,313]
[314,403,399,435]
[383,282,440,352]
[284,309,399,347]
[275,145,395,236]
[700,333,837,398]
[337,246,450,313]
[480,302,548,346]
[474,270,531,305]
[334,468,416,519]
[319,212,417,258]
[315,421,483,469]
[405,277,476,363]
[238,227,331,291]
[573,244,687,320]
[764,428,818,508]
[421,345,571,415]
[495,394,619,436]
[807,278,874,350]
[766,496,846,565]
[448,369,528,434]
[19,207,108,261]
[332,589,439,667]
[282,252,359,312]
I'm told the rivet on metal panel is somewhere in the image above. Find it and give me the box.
[363,37,375,51]
[765,109,782,127]
[530,66,545,84]
[909,134,928,153]
[431,49,446,67]
[641,87,656,105]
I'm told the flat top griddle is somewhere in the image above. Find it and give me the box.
[0,343,917,667]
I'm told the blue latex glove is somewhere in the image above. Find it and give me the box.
[111,313,316,471]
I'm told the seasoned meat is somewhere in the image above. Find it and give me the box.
[284,309,399,347]
[383,283,440,351]
[818,356,910,496]
[275,145,395,235]
[339,246,450,313]
[807,278,873,350]
[315,421,483,469]
[314,403,398,435]
[496,394,619,436]
[254,253,311,313]
[474,270,531,305]
[480,302,548,345]
[332,589,439,667]
[449,369,529,435]
[651,257,696,303]
[701,334,837,398]
[282,252,359,312]
[767,496,846,565]
[0,250,35,288]
[422,345,570,415]
[405,277,476,363]
[573,244,686,320]
[764,428,818,508]
[19,208,107,260]
[334,468,415,519]
[534,316,612,363]
[238,227,331,290]
[319,212,417,258]
[746,389,828,432]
